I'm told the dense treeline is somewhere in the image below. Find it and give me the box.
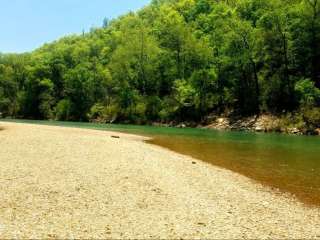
[0,0,320,126]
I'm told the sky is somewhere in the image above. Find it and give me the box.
[0,0,150,53]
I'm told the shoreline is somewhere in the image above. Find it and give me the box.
[2,120,320,206]
[146,136,320,208]
[152,114,320,136]
[0,122,319,238]
[2,117,320,137]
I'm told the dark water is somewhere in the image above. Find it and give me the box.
[2,119,320,206]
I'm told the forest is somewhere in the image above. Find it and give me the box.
[0,0,319,128]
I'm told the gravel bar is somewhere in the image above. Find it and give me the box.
[0,122,319,239]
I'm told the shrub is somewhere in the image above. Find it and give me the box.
[129,101,147,124]
[0,96,10,117]
[87,103,105,122]
[303,107,320,129]
[145,96,162,121]
[159,97,178,122]
[88,103,119,123]
[295,79,320,107]
[55,99,72,121]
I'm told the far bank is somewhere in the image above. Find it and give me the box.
[150,113,320,136]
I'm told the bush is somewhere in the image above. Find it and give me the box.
[303,107,320,129]
[277,108,320,134]
[87,103,105,122]
[0,96,10,117]
[159,97,178,122]
[135,102,147,120]
[278,113,306,132]
[39,79,54,119]
[295,79,320,107]
[39,100,54,119]
[145,96,162,121]
[88,103,119,123]
[55,99,72,121]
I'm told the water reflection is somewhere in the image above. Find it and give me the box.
[148,132,320,206]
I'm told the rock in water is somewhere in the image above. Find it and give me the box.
[255,126,264,132]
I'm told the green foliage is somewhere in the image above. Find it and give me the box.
[87,103,119,123]
[55,99,72,121]
[303,107,320,128]
[295,79,320,106]
[174,79,196,108]
[38,78,55,119]
[0,0,319,124]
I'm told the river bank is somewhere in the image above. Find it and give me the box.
[0,122,319,239]
[153,114,320,135]
[204,114,320,135]
[3,111,320,136]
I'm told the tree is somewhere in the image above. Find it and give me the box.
[0,0,319,124]
[257,1,296,111]
[227,18,261,114]
[305,0,320,87]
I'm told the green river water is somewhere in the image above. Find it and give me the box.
[2,119,320,206]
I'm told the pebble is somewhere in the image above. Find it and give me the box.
[0,122,319,239]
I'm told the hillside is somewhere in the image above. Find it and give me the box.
[0,0,319,133]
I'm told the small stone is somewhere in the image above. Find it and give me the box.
[192,161,197,165]
[197,222,206,226]
[255,126,264,132]
[288,127,300,134]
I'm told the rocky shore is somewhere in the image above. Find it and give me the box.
[157,114,319,136]
[204,114,320,135]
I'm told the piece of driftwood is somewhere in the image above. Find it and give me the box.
[111,135,120,139]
